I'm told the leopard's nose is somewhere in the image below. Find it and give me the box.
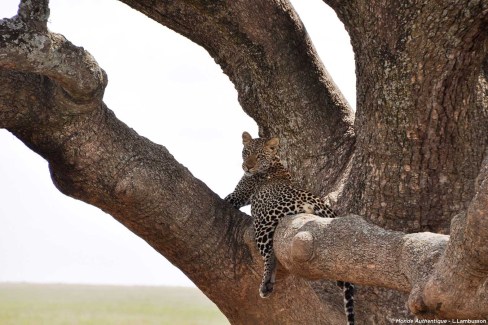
[242,163,249,172]
[243,155,256,172]
[242,162,254,172]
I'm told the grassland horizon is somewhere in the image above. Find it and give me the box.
[0,282,230,325]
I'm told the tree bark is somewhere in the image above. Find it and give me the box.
[116,0,356,196]
[327,0,488,233]
[2,0,488,323]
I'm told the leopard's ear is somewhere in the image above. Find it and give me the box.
[265,137,279,153]
[242,131,253,145]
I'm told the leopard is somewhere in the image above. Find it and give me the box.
[225,131,355,325]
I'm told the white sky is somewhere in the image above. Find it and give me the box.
[0,0,354,287]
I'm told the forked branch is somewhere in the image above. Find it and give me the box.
[117,0,355,194]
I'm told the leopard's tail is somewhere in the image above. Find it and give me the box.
[337,281,355,325]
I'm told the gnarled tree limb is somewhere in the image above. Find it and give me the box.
[117,0,356,195]
[0,1,106,104]
[276,153,488,320]
[274,212,488,319]
[0,2,347,323]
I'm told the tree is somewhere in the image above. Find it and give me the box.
[1,0,487,323]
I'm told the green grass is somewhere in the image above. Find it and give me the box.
[0,283,230,325]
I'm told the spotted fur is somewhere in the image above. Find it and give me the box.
[225,131,355,325]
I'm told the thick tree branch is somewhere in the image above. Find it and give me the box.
[274,214,445,293]
[274,213,488,319]
[0,64,348,325]
[0,3,349,321]
[117,0,355,195]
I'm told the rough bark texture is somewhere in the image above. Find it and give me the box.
[116,0,356,196]
[327,0,488,234]
[1,0,488,324]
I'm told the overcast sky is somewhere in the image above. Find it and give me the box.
[0,0,355,287]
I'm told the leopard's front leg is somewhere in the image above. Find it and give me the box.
[260,250,277,298]
[254,217,279,298]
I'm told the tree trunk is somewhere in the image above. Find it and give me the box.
[329,0,488,234]
[1,0,488,323]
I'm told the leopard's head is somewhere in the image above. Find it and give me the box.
[241,131,279,175]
